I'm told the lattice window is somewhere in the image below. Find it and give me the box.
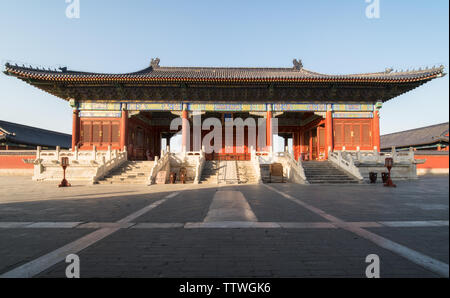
[102,122,111,144]
[81,122,92,144]
[111,123,120,143]
[361,123,372,147]
[92,122,101,143]
[334,123,343,147]
[352,124,361,146]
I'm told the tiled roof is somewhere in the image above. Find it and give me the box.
[381,122,449,149]
[0,120,72,148]
[4,60,446,83]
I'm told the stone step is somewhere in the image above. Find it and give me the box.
[105,175,150,179]
[308,180,360,184]
[104,176,148,181]
[306,174,352,178]
[305,171,341,173]
[200,161,221,183]
[97,160,154,184]
[98,181,147,185]
[302,161,359,184]
[307,176,358,179]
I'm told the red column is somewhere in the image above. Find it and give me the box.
[309,130,313,161]
[325,109,333,159]
[182,109,189,152]
[373,109,380,151]
[293,132,298,160]
[317,126,321,159]
[266,109,272,151]
[120,109,128,151]
[299,131,304,161]
[71,109,79,151]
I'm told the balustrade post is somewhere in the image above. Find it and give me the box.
[374,147,380,163]
[75,146,79,161]
[36,146,41,160]
[56,146,60,162]
[409,147,415,163]
[92,145,97,161]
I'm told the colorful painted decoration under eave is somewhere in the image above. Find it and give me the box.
[126,103,183,111]
[332,112,374,119]
[78,102,122,111]
[273,104,327,112]
[79,111,122,118]
[332,104,374,112]
[188,103,267,112]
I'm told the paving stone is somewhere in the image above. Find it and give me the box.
[0,175,447,278]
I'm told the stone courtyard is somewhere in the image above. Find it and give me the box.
[0,175,448,278]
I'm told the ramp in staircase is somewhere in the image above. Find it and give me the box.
[237,161,259,184]
[200,160,242,184]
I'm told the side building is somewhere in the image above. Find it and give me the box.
[0,120,71,175]
[381,122,449,175]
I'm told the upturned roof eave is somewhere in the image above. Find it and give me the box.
[4,63,445,85]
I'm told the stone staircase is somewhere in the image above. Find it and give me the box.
[200,161,220,184]
[259,164,286,183]
[237,161,258,184]
[97,161,154,184]
[302,161,360,184]
[170,163,196,184]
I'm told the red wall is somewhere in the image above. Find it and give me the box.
[415,154,449,170]
[0,154,35,169]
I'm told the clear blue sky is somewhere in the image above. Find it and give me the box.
[0,0,448,135]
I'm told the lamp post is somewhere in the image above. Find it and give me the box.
[58,157,71,187]
[384,157,396,187]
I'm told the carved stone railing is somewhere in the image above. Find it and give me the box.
[36,145,114,164]
[254,150,274,164]
[92,150,128,184]
[352,147,420,165]
[250,149,263,184]
[148,151,170,185]
[148,149,205,185]
[33,146,128,182]
[275,151,308,184]
[329,151,364,181]
[193,150,205,184]
[329,147,422,180]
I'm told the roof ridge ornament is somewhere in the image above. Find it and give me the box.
[293,59,303,71]
[150,58,160,69]
[385,67,393,73]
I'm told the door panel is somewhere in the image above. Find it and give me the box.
[333,119,373,150]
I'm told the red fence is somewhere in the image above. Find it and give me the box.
[0,151,36,174]
[415,151,449,175]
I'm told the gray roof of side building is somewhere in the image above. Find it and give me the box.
[0,120,71,148]
[380,122,449,149]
